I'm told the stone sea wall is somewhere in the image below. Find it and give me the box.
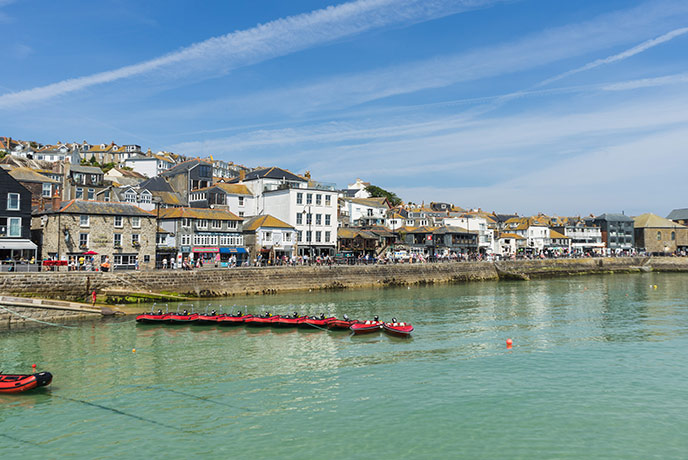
[0,257,686,303]
[0,305,97,329]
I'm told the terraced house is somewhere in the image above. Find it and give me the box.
[35,200,156,270]
[157,207,245,267]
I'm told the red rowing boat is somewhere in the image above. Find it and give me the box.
[196,311,225,324]
[299,315,336,329]
[165,311,199,324]
[217,313,253,326]
[327,314,359,330]
[244,313,279,327]
[272,313,304,328]
[350,318,383,334]
[382,319,414,337]
[136,312,168,323]
[0,372,53,394]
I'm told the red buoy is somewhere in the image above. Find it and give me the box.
[506,338,513,349]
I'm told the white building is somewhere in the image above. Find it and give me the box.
[345,178,371,199]
[341,197,390,227]
[443,215,495,254]
[124,153,175,178]
[234,167,338,256]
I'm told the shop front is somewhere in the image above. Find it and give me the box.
[219,247,248,267]
[192,246,219,267]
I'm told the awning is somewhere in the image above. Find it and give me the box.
[0,239,37,250]
[219,247,248,254]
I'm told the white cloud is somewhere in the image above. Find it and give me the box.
[538,26,688,87]
[0,0,504,108]
[602,72,688,91]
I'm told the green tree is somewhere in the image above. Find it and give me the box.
[365,185,402,206]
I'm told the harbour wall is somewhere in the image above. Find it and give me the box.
[0,257,686,304]
[0,304,98,329]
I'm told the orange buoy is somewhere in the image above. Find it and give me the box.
[132,348,136,353]
[506,338,513,349]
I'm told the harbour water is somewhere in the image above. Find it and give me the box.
[2,272,688,458]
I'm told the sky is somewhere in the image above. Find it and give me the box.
[2,0,688,216]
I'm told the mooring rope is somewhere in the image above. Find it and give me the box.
[0,304,77,329]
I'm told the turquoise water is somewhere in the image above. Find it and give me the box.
[2,273,688,459]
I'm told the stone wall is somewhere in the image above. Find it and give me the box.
[0,257,686,302]
[0,304,97,330]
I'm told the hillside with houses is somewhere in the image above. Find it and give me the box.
[2,136,688,272]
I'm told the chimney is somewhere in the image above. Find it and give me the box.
[239,170,245,181]
[305,170,311,181]
[52,189,61,212]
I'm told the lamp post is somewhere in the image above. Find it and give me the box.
[302,205,312,262]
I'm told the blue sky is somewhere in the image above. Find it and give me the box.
[2,0,688,216]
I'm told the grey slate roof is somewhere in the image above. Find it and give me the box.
[161,159,211,176]
[139,176,174,192]
[593,213,634,222]
[39,199,152,217]
[70,165,104,174]
[666,208,688,221]
[243,167,306,182]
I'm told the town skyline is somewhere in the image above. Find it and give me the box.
[2,0,688,216]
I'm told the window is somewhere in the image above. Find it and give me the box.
[182,218,191,228]
[316,214,322,225]
[114,233,122,247]
[306,213,312,225]
[325,231,330,242]
[325,214,331,226]
[296,213,303,225]
[657,231,661,240]
[325,195,331,206]
[8,217,21,237]
[211,219,221,229]
[239,212,244,217]
[297,230,302,242]
[80,215,89,227]
[227,220,237,229]
[132,234,140,246]
[42,183,52,198]
[124,191,137,203]
[316,194,322,205]
[296,193,303,205]
[238,196,244,206]
[139,192,151,204]
[315,231,321,242]
[114,216,123,228]
[181,235,191,245]
[103,190,111,202]
[284,232,291,242]
[143,255,150,263]
[306,231,312,242]
[90,174,98,184]
[306,194,312,204]
[76,188,83,199]
[263,231,272,241]
[87,188,95,200]
[671,231,676,241]
[197,220,208,229]
[367,209,373,217]
[132,217,141,228]
[79,233,89,248]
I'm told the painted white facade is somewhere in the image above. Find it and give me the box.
[124,154,174,178]
[261,187,338,255]
[558,226,604,253]
[527,225,550,252]
[347,178,371,198]
[343,200,387,226]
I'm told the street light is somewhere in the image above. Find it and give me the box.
[302,205,312,262]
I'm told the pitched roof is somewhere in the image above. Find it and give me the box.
[157,207,242,221]
[70,165,104,174]
[498,232,525,240]
[151,191,183,206]
[43,200,152,217]
[549,229,569,239]
[349,197,391,208]
[243,167,306,182]
[196,183,252,196]
[139,176,173,192]
[8,167,60,184]
[592,214,636,222]
[634,213,686,229]
[241,215,293,231]
[666,208,688,221]
[161,158,212,176]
